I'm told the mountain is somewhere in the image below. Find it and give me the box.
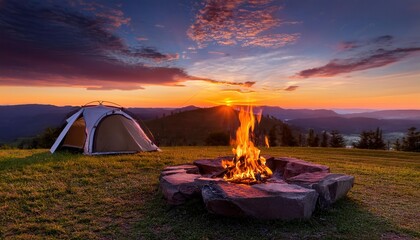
[258,106,339,120]
[127,105,199,121]
[0,104,77,143]
[0,104,199,143]
[145,106,287,146]
[1,104,419,145]
[342,110,420,120]
[287,117,420,134]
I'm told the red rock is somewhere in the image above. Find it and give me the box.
[287,172,354,208]
[160,172,201,205]
[193,156,231,175]
[162,164,199,174]
[270,157,330,179]
[202,182,318,220]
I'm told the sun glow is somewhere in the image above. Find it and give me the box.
[224,98,232,106]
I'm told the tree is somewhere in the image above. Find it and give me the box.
[353,128,385,150]
[280,124,297,146]
[268,125,277,147]
[401,127,420,152]
[307,129,319,147]
[320,131,329,147]
[329,130,345,148]
[394,138,401,151]
[205,132,230,146]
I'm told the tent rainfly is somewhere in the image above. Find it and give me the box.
[50,103,160,155]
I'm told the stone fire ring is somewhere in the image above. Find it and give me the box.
[159,156,354,220]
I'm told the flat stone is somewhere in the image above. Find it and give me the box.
[202,182,318,220]
[160,172,201,205]
[193,156,231,175]
[162,164,199,174]
[160,169,187,178]
[281,158,330,179]
[288,172,354,208]
[194,177,225,188]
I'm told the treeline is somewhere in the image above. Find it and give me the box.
[267,125,347,148]
[351,127,420,152]
[200,123,349,148]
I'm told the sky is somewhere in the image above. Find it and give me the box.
[0,0,419,109]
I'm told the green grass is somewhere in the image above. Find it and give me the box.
[0,147,419,239]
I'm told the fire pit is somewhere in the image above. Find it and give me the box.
[159,107,354,220]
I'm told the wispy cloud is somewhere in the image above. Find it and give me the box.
[297,35,420,78]
[187,0,300,48]
[136,37,148,41]
[195,78,256,87]
[297,47,420,78]
[221,88,255,93]
[284,85,299,91]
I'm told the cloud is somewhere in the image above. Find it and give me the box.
[284,85,299,91]
[221,88,255,93]
[0,1,231,90]
[193,78,256,87]
[208,51,231,57]
[136,37,148,41]
[337,41,359,51]
[154,24,165,28]
[298,35,420,78]
[187,0,299,48]
[296,47,420,78]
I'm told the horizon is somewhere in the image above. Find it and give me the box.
[1,102,419,113]
[1,0,420,109]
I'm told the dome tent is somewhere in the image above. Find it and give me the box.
[50,101,160,155]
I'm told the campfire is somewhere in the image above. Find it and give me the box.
[222,106,272,184]
[160,106,355,220]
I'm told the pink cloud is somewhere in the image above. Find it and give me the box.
[187,0,299,48]
[284,85,299,91]
[296,47,420,78]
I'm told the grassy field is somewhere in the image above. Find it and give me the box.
[0,147,419,239]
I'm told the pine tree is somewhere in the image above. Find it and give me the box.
[329,130,345,148]
[280,124,297,146]
[268,125,277,147]
[394,138,401,151]
[320,131,328,147]
[353,128,385,149]
[307,129,315,147]
[402,127,420,152]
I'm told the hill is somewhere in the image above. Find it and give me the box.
[145,106,288,146]
[0,104,198,143]
[0,104,77,143]
[258,106,339,120]
[342,110,420,120]
[287,116,420,134]
[1,104,419,144]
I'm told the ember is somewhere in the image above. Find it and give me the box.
[222,106,272,184]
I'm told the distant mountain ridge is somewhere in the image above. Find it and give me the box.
[342,110,420,120]
[0,104,419,144]
[287,117,420,134]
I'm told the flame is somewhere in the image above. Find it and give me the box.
[264,135,270,148]
[223,106,272,183]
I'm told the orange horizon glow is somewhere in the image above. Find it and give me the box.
[0,84,419,110]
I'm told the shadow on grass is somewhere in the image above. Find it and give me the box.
[134,190,419,240]
[0,151,79,172]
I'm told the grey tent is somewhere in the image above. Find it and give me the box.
[50,103,159,155]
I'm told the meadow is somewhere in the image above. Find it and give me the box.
[0,147,419,239]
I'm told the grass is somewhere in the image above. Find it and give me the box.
[0,147,419,239]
